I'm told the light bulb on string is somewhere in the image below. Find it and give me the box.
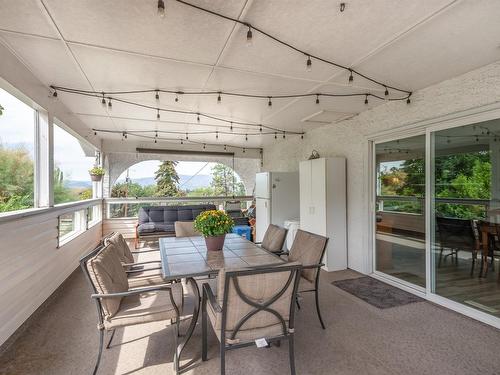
[384,86,389,98]
[316,94,320,104]
[175,94,179,103]
[306,55,312,72]
[348,69,354,85]
[217,92,222,104]
[224,145,227,151]
[108,98,112,110]
[197,113,200,123]
[181,139,184,145]
[101,93,106,107]
[216,131,219,139]
[203,143,206,150]
[268,97,272,107]
[364,95,368,105]
[185,133,189,140]
[283,131,286,139]
[156,108,160,120]
[274,132,277,139]
[155,90,160,101]
[243,148,246,153]
[259,125,262,132]
[157,0,165,18]
[406,97,411,104]
[230,122,233,132]
[51,88,58,99]
[245,134,248,141]
[246,26,253,46]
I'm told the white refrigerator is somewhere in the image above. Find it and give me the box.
[255,172,300,243]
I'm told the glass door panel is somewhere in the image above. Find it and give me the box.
[375,135,426,287]
[432,120,500,317]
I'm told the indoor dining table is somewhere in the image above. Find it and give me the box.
[158,233,285,371]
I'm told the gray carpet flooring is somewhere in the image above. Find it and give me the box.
[1,269,500,375]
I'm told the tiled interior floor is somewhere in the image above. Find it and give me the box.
[1,263,500,375]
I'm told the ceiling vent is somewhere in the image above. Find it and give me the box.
[301,110,356,125]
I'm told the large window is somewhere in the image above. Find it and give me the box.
[0,88,35,213]
[53,122,96,205]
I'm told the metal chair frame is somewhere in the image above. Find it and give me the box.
[201,264,301,375]
[79,246,181,375]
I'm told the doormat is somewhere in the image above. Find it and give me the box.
[332,276,424,309]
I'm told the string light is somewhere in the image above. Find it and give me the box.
[348,69,354,85]
[101,93,106,107]
[217,92,222,104]
[224,144,227,151]
[181,139,184,144]
[156,108,160,120]
[246,25,253,46]
[185,133,189,140]
[274,132,277,139]
[154,138,157,143]
[230,122,233,131]
[384,86,389,98]
[364,95,369,105]
[306,55,312,72]
[406,96,411,104]
[243,148,246,153]
[94,131,97,136]
[216,131,219,139]
[301,134,304,139]
[174,0,411,97]
[259,125,262,132]
[203,143,206,149]
[283,131,286,139]
[268,97,272,107]
[175,94,179,102]
[157,0,165,17]
[245,134,248,141]
[316,94,320,104]
[155,90,160,101]
[51,87,58,99]
[197,113,200,123]
[108,97,112,110]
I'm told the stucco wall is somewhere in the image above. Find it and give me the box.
[263,60,500,274]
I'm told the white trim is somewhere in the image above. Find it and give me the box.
[371,271,426,297]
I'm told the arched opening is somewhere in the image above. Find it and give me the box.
[111,160,247,198]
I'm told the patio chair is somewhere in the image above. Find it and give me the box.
[80,242,184,375]
[201,263,302,375]
[174,221,199,237]
[436,217,479,275]
[256,224,288,254]
[286,230,329,329]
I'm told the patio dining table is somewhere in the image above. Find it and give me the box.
[158,233,285,371]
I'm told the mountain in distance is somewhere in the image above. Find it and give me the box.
[115,174,213,191]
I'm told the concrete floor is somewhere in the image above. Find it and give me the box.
[1,268,500,375]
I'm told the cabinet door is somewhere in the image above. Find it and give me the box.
[310,158,327,235]
[299,160,312,231]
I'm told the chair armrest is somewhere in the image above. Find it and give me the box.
[202,282,222,313]
[91,284,172,299]
[125,266,162,274]
[123,260,161,267]
[301,263,324,270]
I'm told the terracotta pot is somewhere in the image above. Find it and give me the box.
[90,173,103,182]
[205,234,226,251]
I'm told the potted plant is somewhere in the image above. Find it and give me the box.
[89,166,105,182]
[194,210,234,251]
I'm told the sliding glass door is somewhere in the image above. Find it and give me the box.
[375,135,426,287]
[373,118,500,321]
[431,120,500,318]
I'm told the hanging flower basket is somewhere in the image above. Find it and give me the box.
[194,210,234,251]
[89,166,105,182]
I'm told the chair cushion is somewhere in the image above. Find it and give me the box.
[175,221,199,237]
[262,224,287,253]
[148,208,164,223]
[104,232,134,266]
[154,223,175,232]
[177,209,194,221]
[288,230,328,282]
[103,283,183,329]
[164,209,179,223]
[138,223,156,234]
[87,243,129,317]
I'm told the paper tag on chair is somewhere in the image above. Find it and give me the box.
[255,338,268,348]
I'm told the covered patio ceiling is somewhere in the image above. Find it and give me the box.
[1,0,500,151]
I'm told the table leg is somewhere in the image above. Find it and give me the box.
[177,277,200,373]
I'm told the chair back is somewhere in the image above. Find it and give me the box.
[288,230,329,282]
[436,217,477,250]
[80,243,129,318]
[216,263,301,345]
[261,224,288,253]
[104,232,134,265]
[174,221,199,237]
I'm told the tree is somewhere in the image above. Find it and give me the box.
[210,163,246,196]
[0,144,34,212]
[155,161,180,197]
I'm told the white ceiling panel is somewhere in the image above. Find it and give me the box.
[354,0,500,91]
[0,32,90,88]
[43,0,247,65]
[70,43,214,92]
[222,0,455,73]
[0,0,58,38]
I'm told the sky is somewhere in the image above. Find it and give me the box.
[0,88,225,182]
